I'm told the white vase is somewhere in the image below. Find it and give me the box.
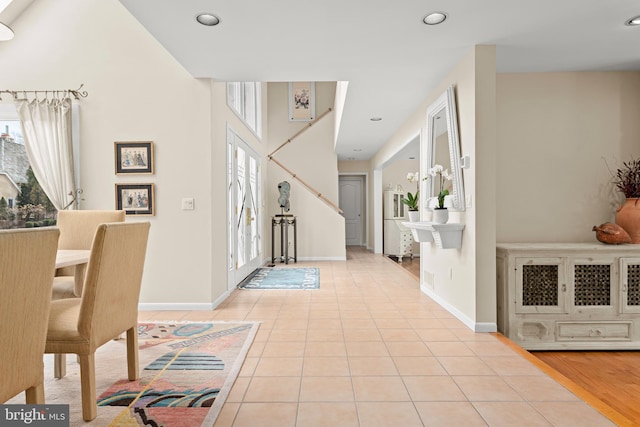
[408,210,420,222]
[432,208,448,224]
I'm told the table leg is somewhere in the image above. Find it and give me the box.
[284,219,289,264]
[73,263,87,297]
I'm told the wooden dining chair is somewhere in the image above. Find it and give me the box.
[53,210,125,300]
[45,221,150,421]
[0,228,59,404]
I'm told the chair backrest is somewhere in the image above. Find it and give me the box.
[77,222,150,348]
[57,210,126,250]
[0,227,59,402]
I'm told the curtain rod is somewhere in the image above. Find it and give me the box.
[0,84,88,101]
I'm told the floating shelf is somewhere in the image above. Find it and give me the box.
[402,221,465,249]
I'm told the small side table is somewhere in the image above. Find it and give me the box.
[272,214,297,264]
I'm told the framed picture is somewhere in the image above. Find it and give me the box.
[115,141,154,174]
[288,82,315,121]
[115,183,155,216]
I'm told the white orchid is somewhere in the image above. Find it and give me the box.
[406,172,419,183]
[425,164,451,209]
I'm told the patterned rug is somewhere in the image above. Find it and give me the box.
[6,321,259,426]
[102,322,258,426]
[239,267,319,289]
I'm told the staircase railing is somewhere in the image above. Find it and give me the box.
[268,107,343,214]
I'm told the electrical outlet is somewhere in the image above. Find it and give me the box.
[182,198,194,210]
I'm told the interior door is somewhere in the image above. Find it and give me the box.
[339,176,363,246]
[228,128,261,289]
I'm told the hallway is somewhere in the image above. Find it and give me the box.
[139,247,618,426]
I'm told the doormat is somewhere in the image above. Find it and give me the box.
[239,267,319,289]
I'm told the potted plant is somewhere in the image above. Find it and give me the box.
[613,158,640,243]
[401,172,420,221]
[426,164,453,224]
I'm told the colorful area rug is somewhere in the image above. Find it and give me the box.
[7,321,259,426]
[102,322,258,426]
[239,267,319,289]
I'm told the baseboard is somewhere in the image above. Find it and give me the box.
[138,302,215,311]
[420,285,497,333]
[296,256,347,261]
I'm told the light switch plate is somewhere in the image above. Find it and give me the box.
[182,198,194,210]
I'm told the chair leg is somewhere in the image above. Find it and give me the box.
[126,326,139,380]
[78,353,96,421]
[54,354,66,379]
[25,383,44,404]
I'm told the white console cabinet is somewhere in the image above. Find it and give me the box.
[496,243,640,350]
[383,190,413,262]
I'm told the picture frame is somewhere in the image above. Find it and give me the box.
[115,183,155,216]
[288,82,315,122]
[115,141,154,174]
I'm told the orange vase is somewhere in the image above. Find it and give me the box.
[615,198,640,243]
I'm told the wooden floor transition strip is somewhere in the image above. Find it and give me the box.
[493,333,635,427]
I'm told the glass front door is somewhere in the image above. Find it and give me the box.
[228,128,261,289]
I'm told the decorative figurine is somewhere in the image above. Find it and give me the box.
[278,181,291,212]
[592,222,632,244]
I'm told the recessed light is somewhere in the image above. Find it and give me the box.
[196,13,221,26]
[370,117,382,121]
[0,22,14,41]
[626,15,640,26]
[423,12,447,25]
[353,148,363,152]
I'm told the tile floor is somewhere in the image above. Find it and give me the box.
[138,247,615,427]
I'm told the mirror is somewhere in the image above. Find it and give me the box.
[424,85,465,211]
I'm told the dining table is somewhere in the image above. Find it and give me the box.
[53,249,90,379]
[55,249,91,297]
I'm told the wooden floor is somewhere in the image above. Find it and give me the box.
[390,253,640,425]
[531,350,640,424]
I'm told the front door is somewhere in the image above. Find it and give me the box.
[228,128,261,289]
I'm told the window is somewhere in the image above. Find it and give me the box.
[226,82,262,138]
[0,106,56,228]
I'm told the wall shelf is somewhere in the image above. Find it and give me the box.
[402,221,465,249]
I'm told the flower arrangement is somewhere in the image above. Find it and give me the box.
[612,158,640,199]
[401,172,420,211]
[427,164,453,209]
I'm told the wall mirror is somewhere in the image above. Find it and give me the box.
[424,85,465,211]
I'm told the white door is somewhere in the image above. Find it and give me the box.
[228,128,261,289]
[339,176,363,246]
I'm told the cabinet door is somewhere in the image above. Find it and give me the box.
[570,257,616,315]
[620,258,640,314]
[515,257,566,314]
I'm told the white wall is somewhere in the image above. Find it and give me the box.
[371,46,497,331]
[496,72,640,243]
[382,159,420,199]
[266,82,345,260]
[1,0,225,306]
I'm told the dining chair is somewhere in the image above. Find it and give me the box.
[53,209,125,300]
[0,228,59,404]
[45,221,150,421]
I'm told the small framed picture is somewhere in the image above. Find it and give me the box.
[115,183,155,216]
[115,141,154,174]
[288,82,315,121]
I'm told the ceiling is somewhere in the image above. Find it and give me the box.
[7,1,640,161]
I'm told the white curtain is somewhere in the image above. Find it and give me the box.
[16,98,76,210]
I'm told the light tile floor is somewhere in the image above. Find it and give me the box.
[138,247,615,427]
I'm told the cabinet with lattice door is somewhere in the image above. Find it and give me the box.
[497,243,640,350]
